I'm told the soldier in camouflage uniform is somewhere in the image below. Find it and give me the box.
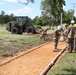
[40,28,49,40]
[53,26,62,52]
[66,20,75,53]
[74,24,76,52]
[63,24,68,41]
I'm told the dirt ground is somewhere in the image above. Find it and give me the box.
[0,41,66,75]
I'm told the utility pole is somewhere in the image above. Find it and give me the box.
[60,13,62,26]
[71,3,76,20]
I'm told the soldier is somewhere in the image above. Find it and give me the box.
[40,28,49,40]
[53,26,62,52]
[38,27,44,34]
[74,24,76,52]
[63,23,68,41]
[66,20,75,53]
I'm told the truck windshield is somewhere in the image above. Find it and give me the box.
[16,17,26,24]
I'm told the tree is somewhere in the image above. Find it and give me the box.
[4,15,10,23]
[0,15,4,26]
[67,9,74,20]
[32,16,38,25]
[9,13,15,21]
[41,16,48,26]
[62,9,74,24]
[40,0,66,28]
[0,11,15,25]
[33,16,42,26]
[36,17,42,26]
[41,12,50,26]
[0,11,5,25]
[1,10,5,16]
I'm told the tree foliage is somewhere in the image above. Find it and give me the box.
[40,0,66,25]
[0,11,15,25]
[33,16,42,26]
[63,9,75,24]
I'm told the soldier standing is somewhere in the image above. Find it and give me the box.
[63,23,68,41]
[74,24,76,52]
[66,20,75,53]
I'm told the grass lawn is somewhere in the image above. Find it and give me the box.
[47,52,76,75]
[0,25,44,58]
[0,25,55,59]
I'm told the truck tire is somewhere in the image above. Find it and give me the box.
[26,27,35,34]
[11,27,18,34]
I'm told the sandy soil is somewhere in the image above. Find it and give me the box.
[0,41,66,75]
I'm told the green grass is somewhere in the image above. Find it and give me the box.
[47,53,76,75]
[0,25,45,58]
[0,25,55,58]
[0,50,4,53]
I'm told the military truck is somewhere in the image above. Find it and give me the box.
[6,16,36,34]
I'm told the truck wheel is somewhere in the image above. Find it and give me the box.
[11,27,18,34]
[26,27,34,34]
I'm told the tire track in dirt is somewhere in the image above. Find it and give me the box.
[0,41,66,75]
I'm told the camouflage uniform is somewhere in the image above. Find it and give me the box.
[39,29,43,34]
[53,29,61,51]
[66,24,75,52]
[63,25,68,41]
[74,25,76,52]
[40,28,49,40]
